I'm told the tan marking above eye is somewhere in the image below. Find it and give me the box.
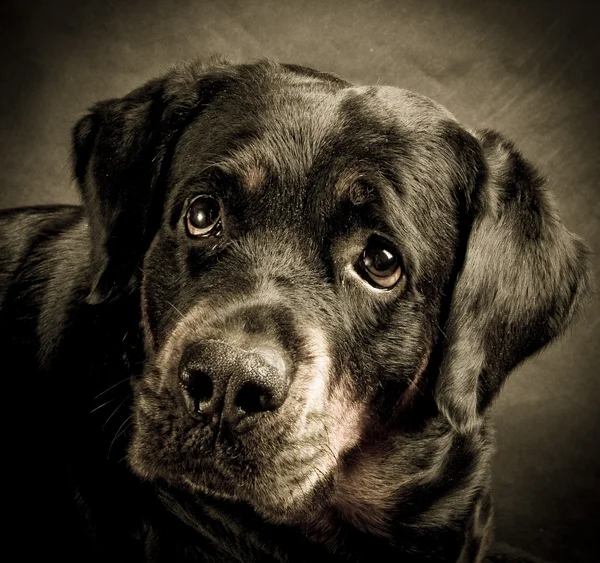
[334,170,373,205]
[243,163,268,192]
[216,152,268,192]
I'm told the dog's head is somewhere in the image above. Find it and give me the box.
[73,59,590,528]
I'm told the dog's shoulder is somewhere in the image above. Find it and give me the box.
[0,205,85,304]
[0,204,93,369]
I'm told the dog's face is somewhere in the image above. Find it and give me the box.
[73,60,589,529]
[130,72,472,521]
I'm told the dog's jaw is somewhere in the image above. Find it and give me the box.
[129,297,372,526]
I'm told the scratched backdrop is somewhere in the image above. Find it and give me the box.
[0,1,598,561]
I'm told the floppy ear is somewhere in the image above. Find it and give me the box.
[72,59,235,305]
[435,130,591,433]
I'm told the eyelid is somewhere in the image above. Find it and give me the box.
[185,195,223,238]
[183,192,223,220]
[370,232,410,277]
[339,230,407,292]
[170,188,215,230]
[357,246,402,288]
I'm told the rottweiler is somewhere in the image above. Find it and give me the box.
[0,59,590,563]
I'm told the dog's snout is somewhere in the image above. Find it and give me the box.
[178,341,290,427]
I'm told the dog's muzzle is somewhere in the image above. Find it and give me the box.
[178,340,291,431]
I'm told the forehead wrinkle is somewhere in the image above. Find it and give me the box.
[249,87,346,183]
[357,85,458,130]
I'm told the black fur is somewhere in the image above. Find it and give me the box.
[0,59,590,563]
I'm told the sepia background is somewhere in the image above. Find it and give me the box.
[0,1,598,561]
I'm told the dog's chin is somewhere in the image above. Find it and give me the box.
[180,469,333,525]
[128,438,335,526]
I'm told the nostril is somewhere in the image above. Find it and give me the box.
[235,381,274,414]
[187,371,213,403]
[180,369,214,413]
[178,342,290,424]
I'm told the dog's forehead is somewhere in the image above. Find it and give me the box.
[170,73,462,197]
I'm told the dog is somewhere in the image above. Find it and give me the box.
[0,58,590,563]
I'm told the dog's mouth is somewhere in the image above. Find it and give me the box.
[128,381,351,521]
[127,329,367,522]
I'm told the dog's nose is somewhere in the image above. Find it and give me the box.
[178,340,290,427]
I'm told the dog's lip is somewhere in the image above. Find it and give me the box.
[180,475,238,499]
[141,443,241,482]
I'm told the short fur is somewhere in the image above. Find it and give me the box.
[0,59,590,563]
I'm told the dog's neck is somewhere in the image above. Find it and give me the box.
[154,418,493,562]
[311,421,493,557]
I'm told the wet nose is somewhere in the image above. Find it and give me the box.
[178,340,290,428]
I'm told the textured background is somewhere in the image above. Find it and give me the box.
[0,1,598,561]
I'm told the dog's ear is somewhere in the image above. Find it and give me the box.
[72,59,235,305]
[435,130,591,433]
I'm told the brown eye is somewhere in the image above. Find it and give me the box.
[186,196,221,237]
[357,241,402,289]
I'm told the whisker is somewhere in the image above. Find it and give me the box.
[310,461,329,484]
[93,376,132,400]
[102,396,129,429]
[107,415,132,460]
[322,427,338,467]
[90,398,117,414]
[166,299,185,319]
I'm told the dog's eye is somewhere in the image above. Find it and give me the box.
[186,196,221,237]
[356,240,402,289]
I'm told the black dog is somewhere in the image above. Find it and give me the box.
[0,59,590,563]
